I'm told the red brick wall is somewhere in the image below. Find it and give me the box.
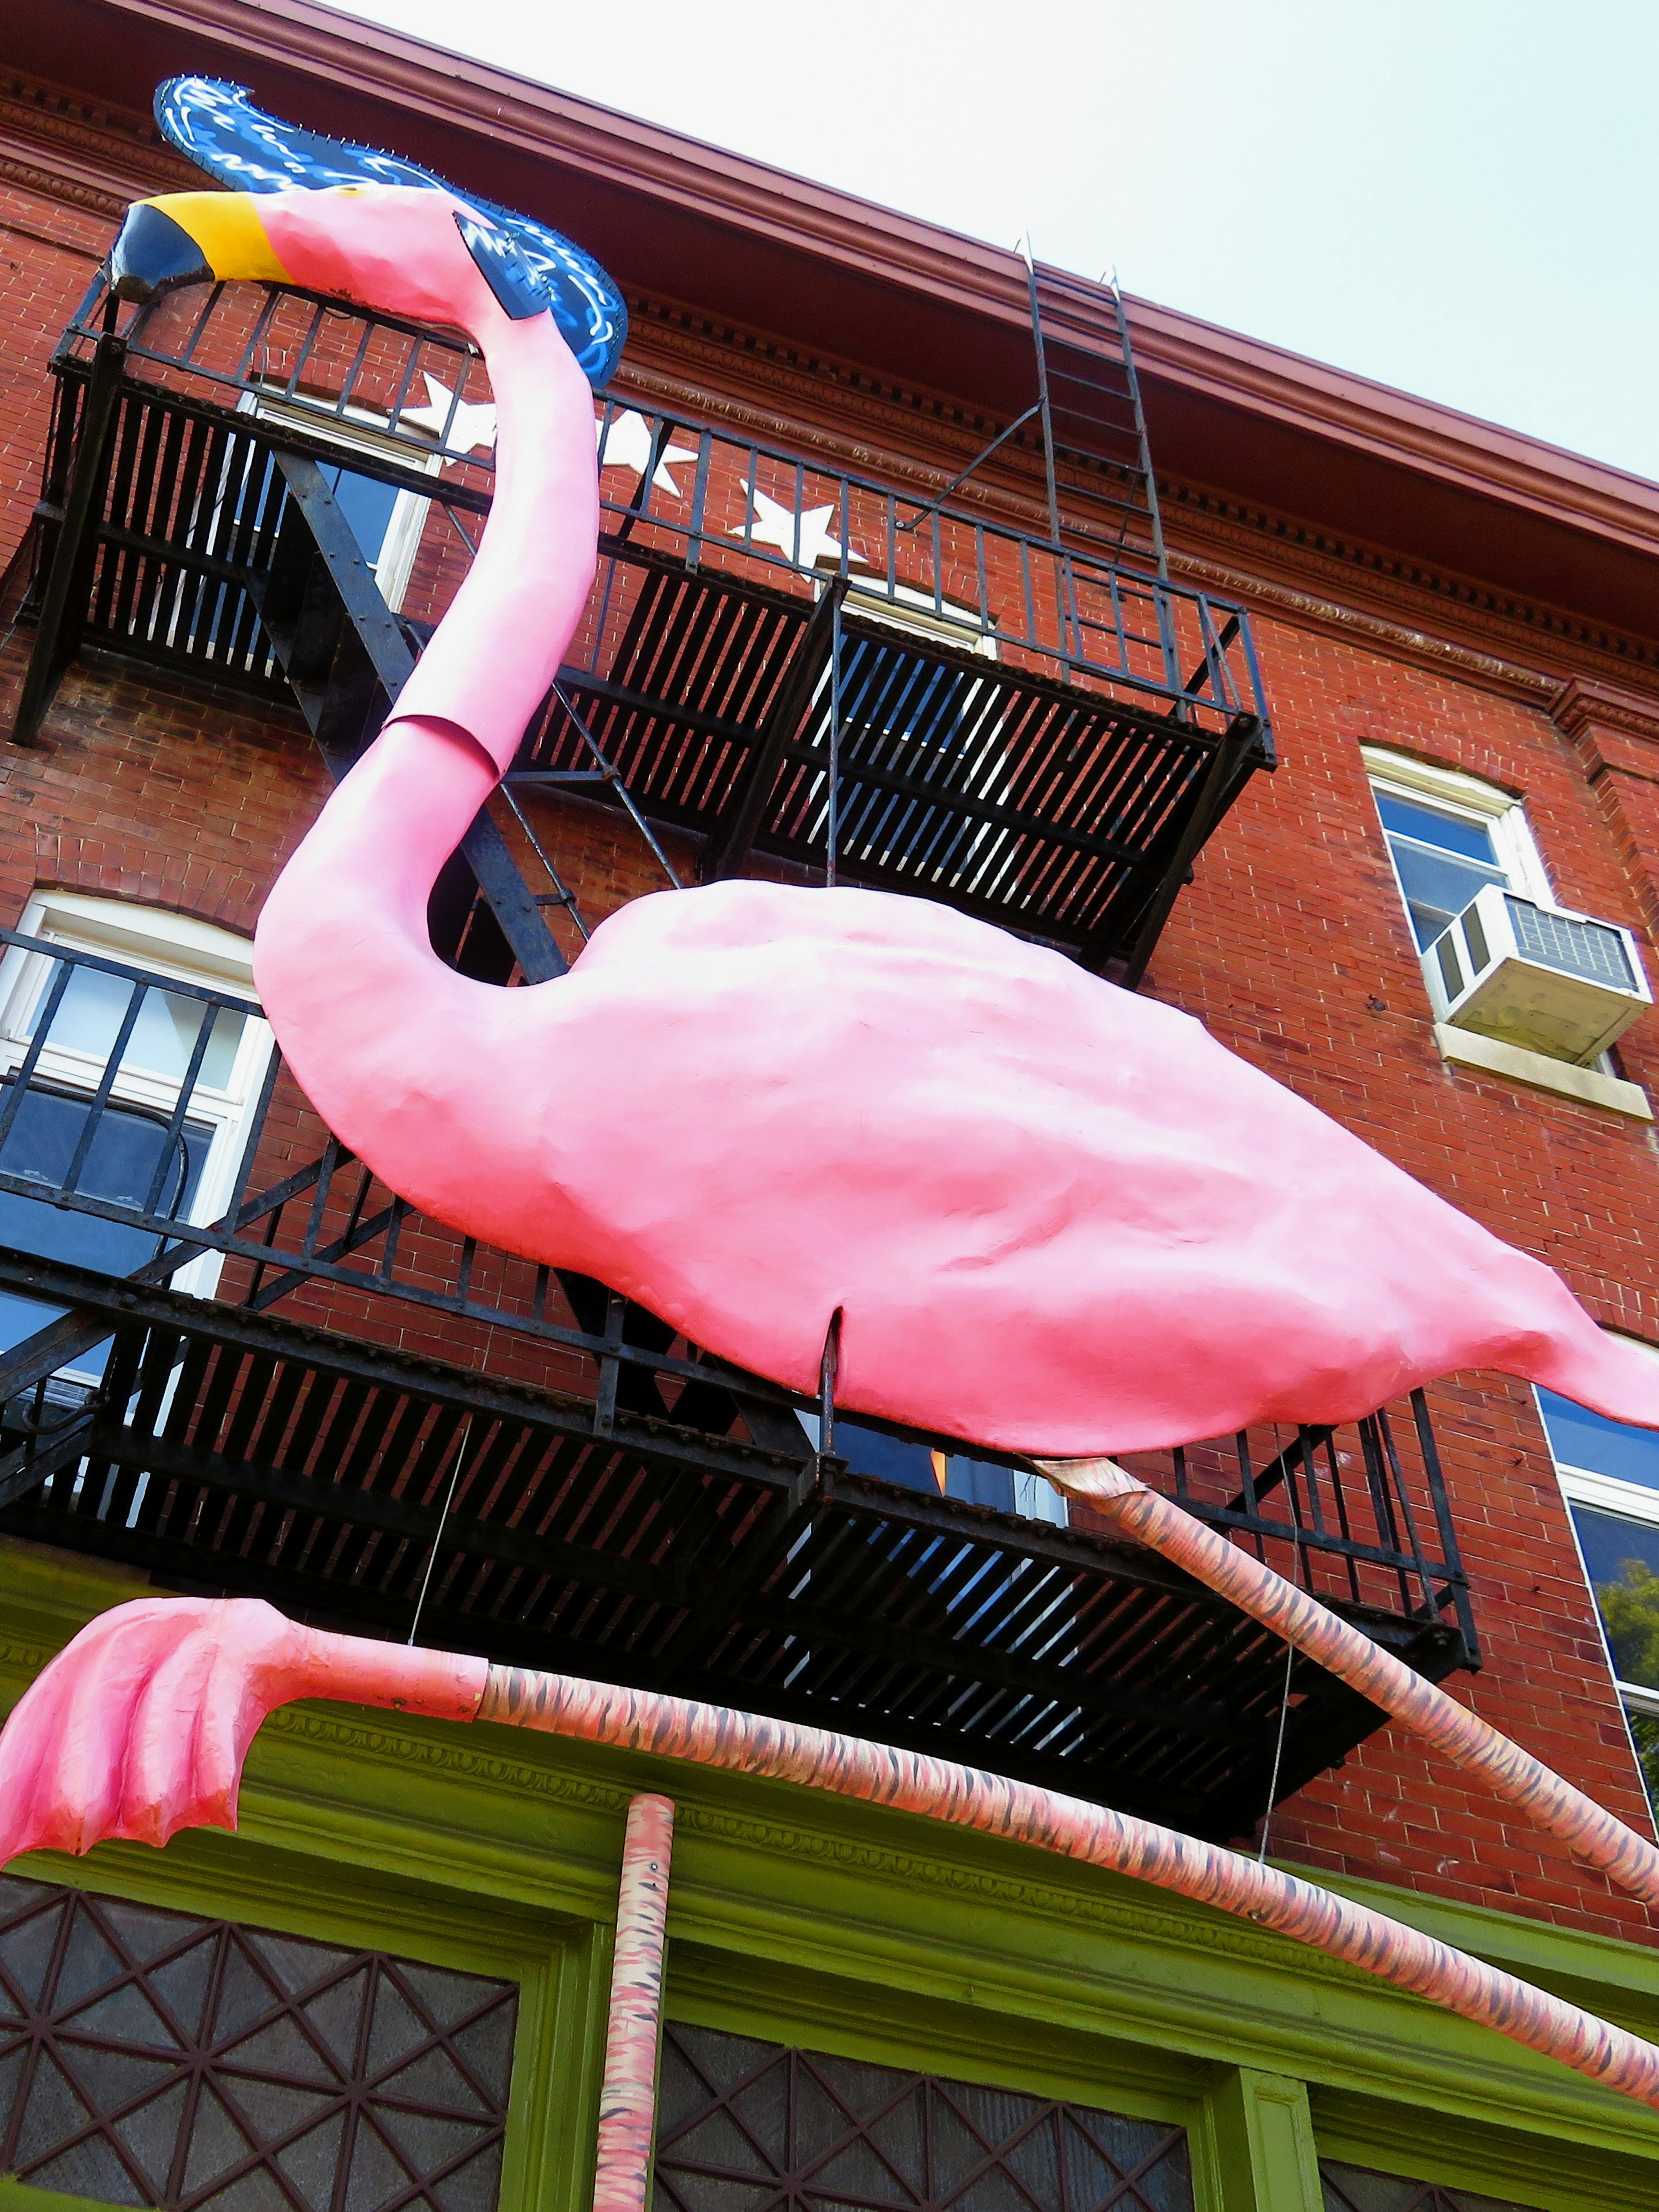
[0,182,110,576]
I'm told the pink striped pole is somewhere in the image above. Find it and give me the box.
[1034,1456,1659,1901]
[592,1792,675,2212]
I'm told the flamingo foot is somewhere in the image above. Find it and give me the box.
[0,1597,487,1866]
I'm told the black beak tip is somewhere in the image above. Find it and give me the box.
[107,203,212,305]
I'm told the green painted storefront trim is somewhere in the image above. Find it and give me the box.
[0,1541,1656,2211]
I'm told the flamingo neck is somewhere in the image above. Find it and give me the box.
[382,308,600,777]
[251,305,600,1176]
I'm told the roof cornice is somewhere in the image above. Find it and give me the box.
[89,0,1659,554]
[12,0,1659,634]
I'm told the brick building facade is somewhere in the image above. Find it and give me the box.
[0,4,1656,2207]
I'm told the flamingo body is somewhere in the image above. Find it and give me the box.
[258,804,1659,1453]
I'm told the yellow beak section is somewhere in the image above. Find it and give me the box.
[108,191,292,302]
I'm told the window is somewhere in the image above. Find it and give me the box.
[0,1872,515,2212]
[1321,2161,1542,2211]
[1364,747,1550,953]
[1534,1347,1659,1807]
[242,392,442,613]
[656,2023,1192,2212]
[798,1412,1066,1526]
[0,895,273,1383]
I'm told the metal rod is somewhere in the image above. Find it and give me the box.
[1020,238,1063,548]
[818,1308,842,1462]
[13,327,127,743]
[407,1413,472,1646]
[592,1793,676,2212]
[550,681,683,891]
[1106,271,1170,585]
[825,592,843,886]
[894,403,1044,531]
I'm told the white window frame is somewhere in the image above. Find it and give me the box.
[1536,1341,1659,1723]
[240,391,442,613]
[0,893,274,1332]
[1362,744,1552,909]
[842,581,1000,660]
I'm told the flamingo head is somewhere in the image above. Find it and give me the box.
[110,183,554,345]
[106,76,626,385]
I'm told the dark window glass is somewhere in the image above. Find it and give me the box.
[0,1875,515,2212]
[0,1090,211,1375]
[1537,1386,1659,1490]
[316,466,401,576]
[1322,2158,1544,2211]
[656,2022,1192,2212]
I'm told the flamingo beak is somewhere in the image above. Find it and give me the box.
[108,191,292,303]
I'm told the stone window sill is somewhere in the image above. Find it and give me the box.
[1433,1023,1653,1119]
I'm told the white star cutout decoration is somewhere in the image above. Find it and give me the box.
[595,409,699,497]
[732,479,865,568]
[400,373,497,456]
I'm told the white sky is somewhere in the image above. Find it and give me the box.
[335,0,1659,483]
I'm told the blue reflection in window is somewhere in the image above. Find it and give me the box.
[801,1413,1018,1513]
[1375,795,1498,865]
[318,464,400,573]
[1538,1387,1659,1492]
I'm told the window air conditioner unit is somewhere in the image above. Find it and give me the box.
[1424,886,1652,1065]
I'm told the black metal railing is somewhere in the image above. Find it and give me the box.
[51,276,1270,729]
[0,934,1473,1657]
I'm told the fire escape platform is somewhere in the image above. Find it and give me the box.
[0,1246,1468,1847]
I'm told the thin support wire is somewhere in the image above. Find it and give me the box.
[407,1414,473,1646]
[1257,1639,1296,1865]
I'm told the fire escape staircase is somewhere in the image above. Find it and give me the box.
[0,295,1476,1846]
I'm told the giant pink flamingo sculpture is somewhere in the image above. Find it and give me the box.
[4,85,1659,2151]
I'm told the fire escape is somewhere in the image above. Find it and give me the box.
[0,265,1477,1845]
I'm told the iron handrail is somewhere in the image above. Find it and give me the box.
[52,278,1269,729]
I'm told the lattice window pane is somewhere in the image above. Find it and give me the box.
[1321,2160,1546,2212]
[0,1874,517,2212]
[656,2023,1192,2212]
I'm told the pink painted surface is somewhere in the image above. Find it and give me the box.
[0,1596,1656,2111]
[1035,1456,1659,1904]
[0,1596,485,1862]
[233,183,1659,1454]
[593,1795,675,2212]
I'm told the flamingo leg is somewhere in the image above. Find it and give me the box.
[1033,1455,1659,1905]
[0,1597,1656,2109]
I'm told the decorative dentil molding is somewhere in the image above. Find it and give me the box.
[1551,677,1659,752]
